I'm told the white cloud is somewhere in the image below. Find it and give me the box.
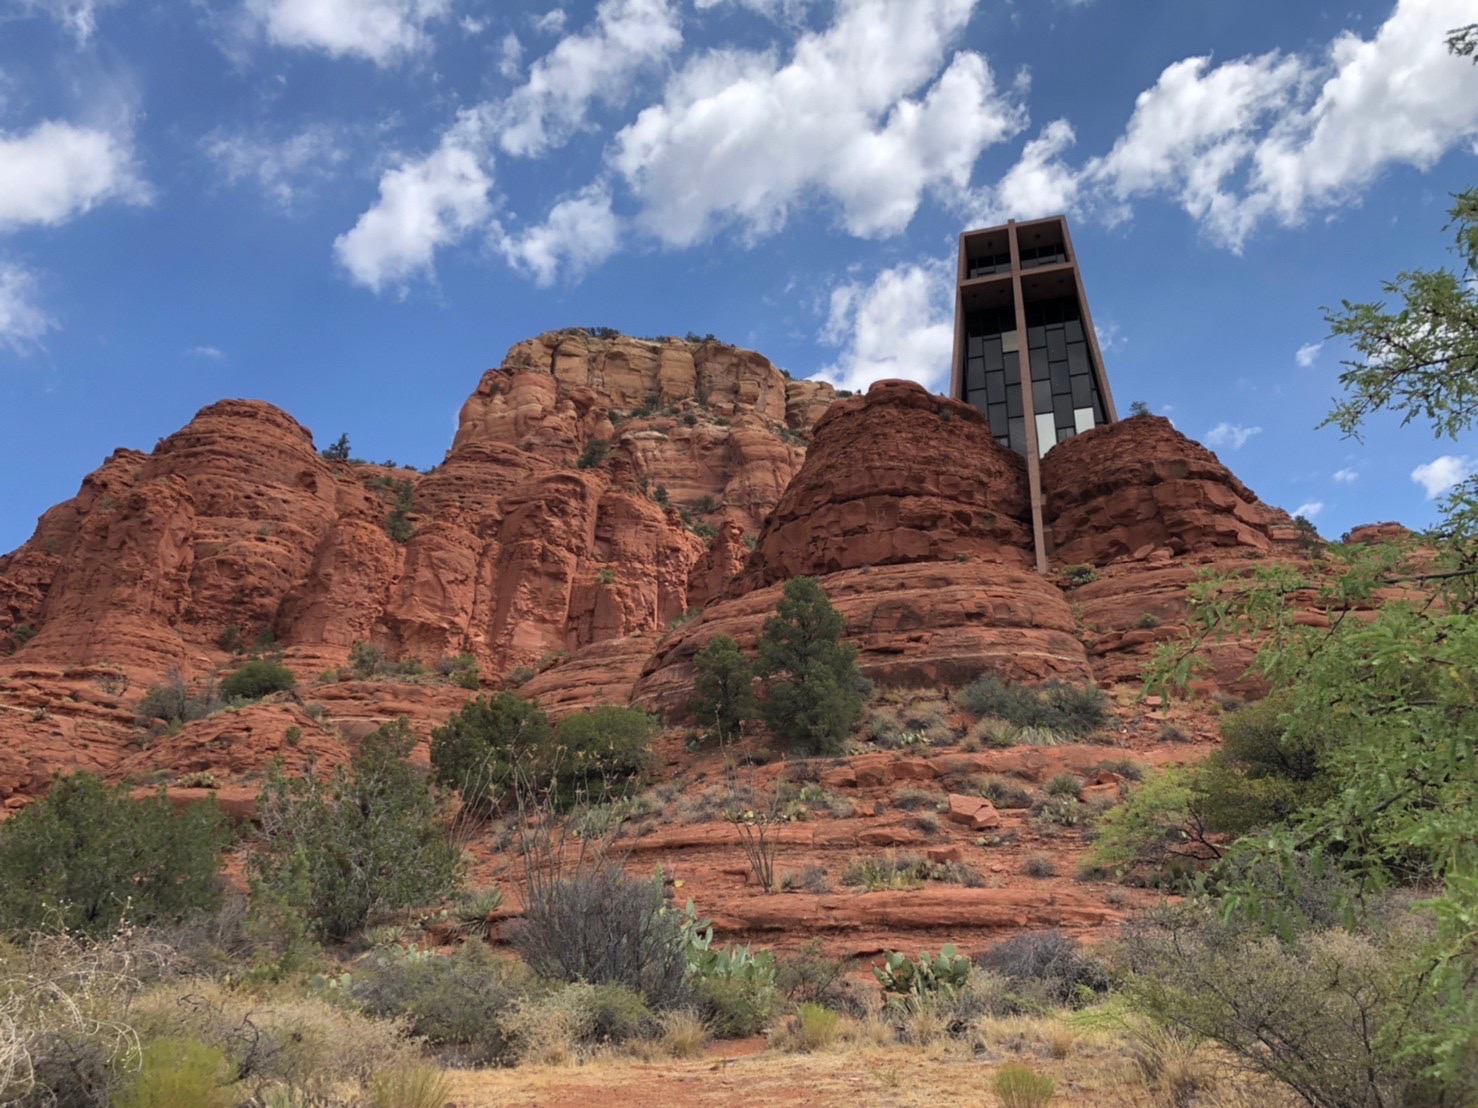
[0,119,147,230]
[1295,340,1323,368]
[531,8,567,35]
[1292,500,1325,519]
[202,124,349,209]
[1333,467,1359,483]
[1411,454,1474,499]
[333,112,493,293]
[497,0,682,158]
[1077,0,1478,248]
[498,32,523,79]
[186,345,224,359]
[243,0,450,65]
[613,0,1022,246]
[1204,422,1262,451]
[976,118,1081,223]
[496,183,622,287]
[8,0,121,43]
[693,0,817,19]
[818,258,954,394]
[0,262,53,353]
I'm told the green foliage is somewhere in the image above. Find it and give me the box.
[994,1063,1055,1107]
[1062,563,1097,586]
[576,438,611,469]
[874,945,971,1012]
[595,567,616,585]
[321,433,351,462]
[365,1061,452,1108]
[955,673,1109,738]
[0,773,226,936]
[383,477,415,543]
[690,942,779,1037]
[980,930,1111,1010]
[251,718,464,941]
[756,576,865,754]
[782,1002,840,1052]
[691,634,757,740]
[137,670,220,726]
[653,483,670,506]
[1127,400,1151,418]
[113,1037,235,1108]
[435,652,480,690]
[218,659,296,701]
[11,623,36,644]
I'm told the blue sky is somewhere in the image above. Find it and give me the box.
[2,0,1477,554]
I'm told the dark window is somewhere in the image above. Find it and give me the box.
[1006,383,1023,419]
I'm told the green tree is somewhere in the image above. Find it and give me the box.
[321,433,351,462]
[691,634,756,741]
[757,577,865,754]
[219,658,296,701]
[252,718,463,941]
[0,773,227,936]
[430,691,555,816]
[1147,181,1478,1089]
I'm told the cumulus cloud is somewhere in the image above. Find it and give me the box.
[243,0,450,65]
[1411,454,1474,499]
[8,0,121,43]
[1292,500,1325,519]
[1076,0,1478,248]
[497,0,682,158]
[818,258,954,394]
[531,8,567,35]
[975,119,1081,223]
[186,345,224,359]
[1295,341,1322,367]
[496,183,622,287]
[1333,467,1359,483]
[333,112,493,292]
[693,0,817,19]
[0,119,147,230]
[498,32,523,79]
[613,0,1023,245]
[0,262,54,353]
[202,123,349,209]
[1204,422,1262,451]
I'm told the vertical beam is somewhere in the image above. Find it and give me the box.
[1007,220,1050,574]
[949,232,966,402]
[1059,217,1117,422]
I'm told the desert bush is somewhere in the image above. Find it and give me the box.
[576,438,610,469]
[434,653,479,690]
[219,659,296,701]
[864,696,955,749]
[549,704,658,805]
[994,1062,1055,1107]
[350,942,531,1065]
[1120,903,1475,1108]
[1061,564,1097,587]
[978,931,1110,1010]
[365,1060,452,1108]
[251,718,464,941]
[112,1036,235,1108]
[498,982,652,1064]
[772,1003,840,1053]
[429,692,554,816]
[509,862,689,1010]
[775,940,853,1009]
[691,634,757,741]
[688,943,778,1038]
[955,674,1109,738]
[975,775,1034,809]
[874,945,972,1015]
[757,577,866,754]
[0,773,226,937]
[137,669,221,726]
[1219,692,1324,782]
[454,887,503,940]
[1023,854,1057,878]
[1044,773,1082,798]
[130,976,417,1101]
[1033,795,1085,828]
[653,1009,707,1058]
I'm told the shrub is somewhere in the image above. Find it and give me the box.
[383,478,415,543]
[351,942,532,1065]
[595,567,616,585]
[1219,691,1323,782]
[251,718,464,941]
[775,939,852,1008]
[757,576,866,754]
[137,668,221,726]
[549,704,658,807]
[691,634,757,741]
[1120,903,1474,1108]
[577,438,611,469]
[1023,854,1057,878]
[690,944,778,1037]
[978,931,1109,1009]
[0,773,226,937]
[509,863,689,1010]
[955,674,1109,738]
[1062,564,1097,587]
[321,433,351,461]
[366,1061,453,1108]
[874,945,971,1013]
[655,1009,708,1057]
[994,1062,1055,1107]
[113,1036,235,1108]
[774,1002,840,1052]
[429,691,554,816]
[976,775,1034,809]
[435,652,480,690]
[11,623,37,644]
[1044,773,1083,798]
[219,659,296,701]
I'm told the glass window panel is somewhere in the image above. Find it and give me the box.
[1032,379,1053,411]
[1029,348,1049,381]
[1008,418,1026,455]
[1046,329,1067,361]
[1001,330,1020,354]
[1074,407,1096,434]
[1070,375,1092,407]
[1035,413,1057,458]
[984,343,1004,372]
[1028,326,1046,349]
[988,405,1008,437]
[1051,362,1072,395]
[1066,343,1089,376]
[1065,319,1083,342]
[1057,426,1076,444]
[1006,383,1023,419]
[986,370,1007,405]
[967,336,983,356]
[1003,349,1020,383]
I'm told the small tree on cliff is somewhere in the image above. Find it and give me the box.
[756,577,864,754]
[430,692,554,817]
[691,634,756,742]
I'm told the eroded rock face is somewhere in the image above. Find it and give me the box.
[1039,415,1296,566]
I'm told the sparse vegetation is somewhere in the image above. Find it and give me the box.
[955,673,1109,739]
[757,576,866,754]
[218,658,296,701]
[577,438,611,469]
[691,634,757,742]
